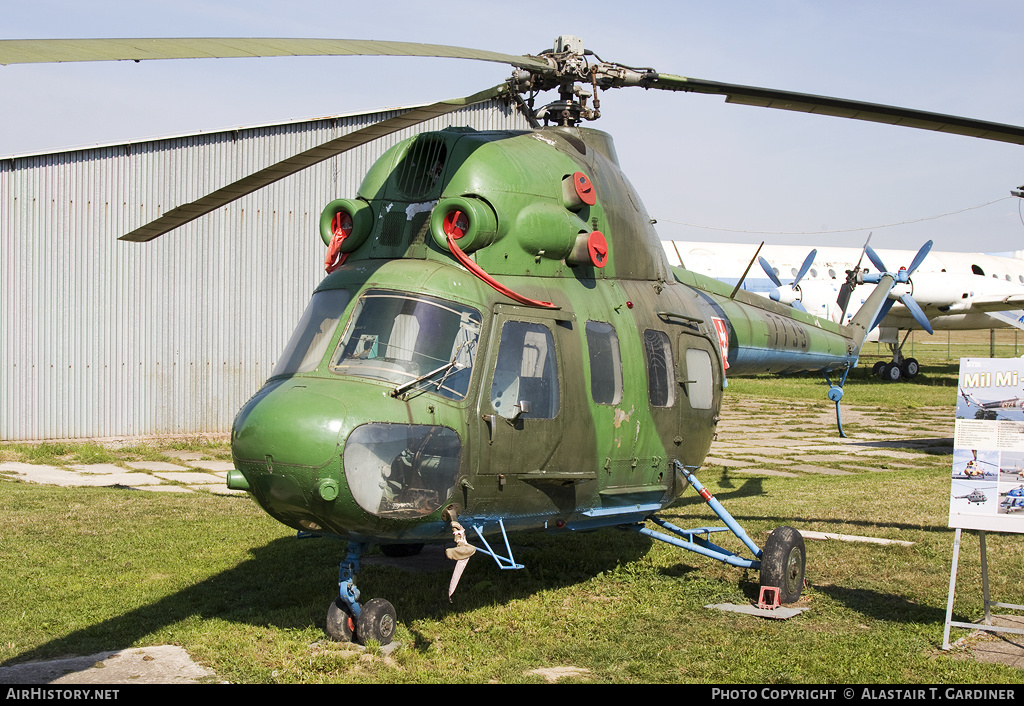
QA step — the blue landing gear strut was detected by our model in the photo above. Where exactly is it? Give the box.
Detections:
[326,541,398,646]
[823,367,852,438]
[632,462,806,605]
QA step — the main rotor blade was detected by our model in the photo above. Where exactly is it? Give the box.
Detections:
[0,37,552,73]
[119,84,508,242]
[647,74,1024,146]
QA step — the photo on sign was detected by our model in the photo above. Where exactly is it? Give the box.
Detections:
[950,358,1024,533]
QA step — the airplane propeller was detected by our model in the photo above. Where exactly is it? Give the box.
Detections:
[759,249,817,313]
[859,240,935,334]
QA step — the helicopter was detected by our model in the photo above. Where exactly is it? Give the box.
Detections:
[953,450,999,480]
[953,487,990,505]
[1001,486,1024,513]
[6,36,1024,646]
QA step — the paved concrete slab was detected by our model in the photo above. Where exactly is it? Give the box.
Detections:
[706,603,808,620]
[0,645,219,684]
[163,451,206,461]
[702,456,756,468]
[187,460,234,472]
[785,464,854,475]
[133,484,193,493]
[720,446,796,456]
[730,468,799,477]
[966,615,1024,669]
[125,461,189,472]
[67,463,128,474]
[152,471,222,484]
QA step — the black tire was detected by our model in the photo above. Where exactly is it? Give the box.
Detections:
[872,361,886,376]
[760,526,806,604]
[882,362,902,382]
[380,543,424,558]
[901,358,920,378]
[325,597,355,643]
[356,598,397,646]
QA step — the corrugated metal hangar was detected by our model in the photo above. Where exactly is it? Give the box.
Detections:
[1,98,528,441]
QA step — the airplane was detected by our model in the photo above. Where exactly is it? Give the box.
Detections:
[665,239,1024,381]
[6,35,1024,646]
[958,387,1024,421]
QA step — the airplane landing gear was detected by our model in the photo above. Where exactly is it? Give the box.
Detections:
[326,541,398,645]
[872,332,920,381]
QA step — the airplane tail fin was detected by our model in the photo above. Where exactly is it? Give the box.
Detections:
[843,273,895,354]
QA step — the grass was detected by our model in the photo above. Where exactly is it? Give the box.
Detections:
[0,330,1021,683]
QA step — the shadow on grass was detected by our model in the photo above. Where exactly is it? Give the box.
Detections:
[811,583,949,624]
[2,526,652,668]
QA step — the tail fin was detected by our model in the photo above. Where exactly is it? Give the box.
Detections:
[844,274,896,353]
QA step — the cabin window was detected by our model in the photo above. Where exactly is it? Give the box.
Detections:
[272,288,352,377]
[490,321,560,419]
[330,290,481,400]
[684,348,715,410]
[585,321,623,405]
[344,423,461,518]
[643,329,676,407]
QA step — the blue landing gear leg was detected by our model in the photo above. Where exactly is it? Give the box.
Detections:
[823,367,851,438]
[325,541,397,645]
[633,462,806,605]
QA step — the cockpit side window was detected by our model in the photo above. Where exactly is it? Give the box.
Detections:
[271,289,352,377]
[643,329,676,407]
[490,321,560,419]
[585,321,623,405]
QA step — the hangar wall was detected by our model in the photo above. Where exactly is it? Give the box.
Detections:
[1,99,529,440]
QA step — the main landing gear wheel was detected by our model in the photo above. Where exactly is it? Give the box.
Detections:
[326,597,355,642]
[356,598,397,645]
[880,362,902,382]
[326,597,397,645]
[760,526,806,604]
[901,357,919,379]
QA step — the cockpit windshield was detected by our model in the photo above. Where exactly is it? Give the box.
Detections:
[330,290,481,400]
[271,289,352,378]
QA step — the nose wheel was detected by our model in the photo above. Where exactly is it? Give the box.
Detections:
[326,542,398,645]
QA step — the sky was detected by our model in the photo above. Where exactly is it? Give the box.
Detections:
[3,0,1024,254]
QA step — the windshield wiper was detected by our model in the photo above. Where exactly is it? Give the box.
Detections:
[391,359,463,397]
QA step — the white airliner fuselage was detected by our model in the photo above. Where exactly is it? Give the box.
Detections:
[663,240,1024,379]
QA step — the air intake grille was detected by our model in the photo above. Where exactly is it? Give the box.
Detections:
[395,136,447,199]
